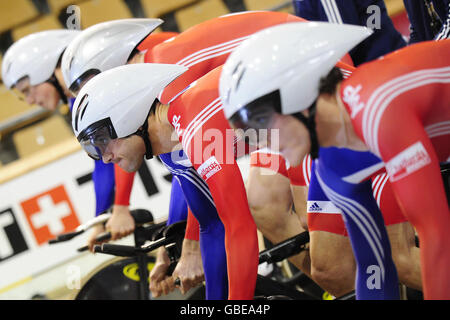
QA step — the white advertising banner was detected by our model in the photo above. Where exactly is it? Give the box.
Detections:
[0,150,175,294]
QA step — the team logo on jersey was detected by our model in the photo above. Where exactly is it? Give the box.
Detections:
[307,201,342,214]
[342,84,365,118]
[308,202,322,212]
[197,156,222,181]
[386,141,431,182]
[172,114,183,137]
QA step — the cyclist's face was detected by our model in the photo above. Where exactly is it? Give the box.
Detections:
[15,78,60,111]
[54,67,73,98]
[127,52,145,65]
[102,135,146,172]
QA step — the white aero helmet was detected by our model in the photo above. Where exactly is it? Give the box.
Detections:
[2,30,80,89]
[62,18,163,95]
[72,63,188,160]
[220,22,373,122]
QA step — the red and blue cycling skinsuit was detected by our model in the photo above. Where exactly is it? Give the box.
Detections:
[304,64,400,299]
[167,65,258,300]
[145,11,307,300]
[341,39,450,299]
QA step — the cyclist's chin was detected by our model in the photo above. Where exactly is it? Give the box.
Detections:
[281,142,310,168]
[118,157,143,173]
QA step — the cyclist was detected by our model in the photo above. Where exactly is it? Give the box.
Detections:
[220,22,449,299]
[62,11,311,299]
[0,30,124,244]
[220,22,399,300]
[246,11,420,291]
[2,30,78,111]
[70,62,257,299]
[1,22,169,253]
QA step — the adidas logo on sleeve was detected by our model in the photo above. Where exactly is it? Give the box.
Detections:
[307,201,343,214]
[308,202,322,212]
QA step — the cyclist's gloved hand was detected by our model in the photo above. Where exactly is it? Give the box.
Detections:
[87,224,107,253]
[150,247,175,297]
[106,205,135,240]
[172,238,204,295]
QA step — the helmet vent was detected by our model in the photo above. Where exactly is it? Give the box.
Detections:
[6,61,12,74]
[231,61,246,91]
[69,57,75,70]
[74,93,89,131]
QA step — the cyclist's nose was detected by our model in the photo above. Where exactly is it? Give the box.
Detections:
[102,142,115,163]
[102,152,113,163]
[26,95,35,105]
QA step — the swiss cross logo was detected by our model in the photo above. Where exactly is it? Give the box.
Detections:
[20,185,80,245]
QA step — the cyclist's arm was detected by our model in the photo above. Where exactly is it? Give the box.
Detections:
[92,160,115,216]
[185,208,200,241]
[195,159,259,300]
[113,164,136,207]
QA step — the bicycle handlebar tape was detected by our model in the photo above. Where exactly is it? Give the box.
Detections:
[259,231,310,264]
[163,220,187,239]
[131,209,154,225]
[98,243,139,257]
[48,230,84,244]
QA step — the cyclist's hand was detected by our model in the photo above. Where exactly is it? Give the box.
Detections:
[105,205,135,241]
[150,247,175,297]
[172,239,204,295]
[87,224,106,253]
